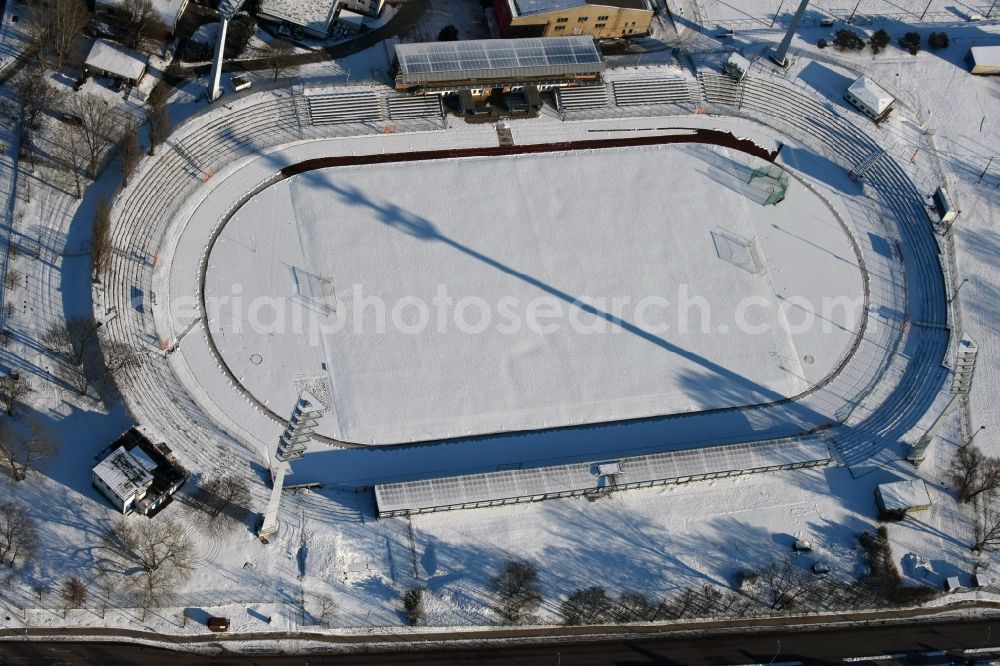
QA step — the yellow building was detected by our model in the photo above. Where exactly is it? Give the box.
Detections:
[495,0,653,40]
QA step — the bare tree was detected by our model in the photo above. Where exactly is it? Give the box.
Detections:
[12,64,60,134]
[757,558,816,610]
[974,505,1000,552]
[490,558,542,625]
[98,339,142,397]
[0,421,59,481]
[121,0,168,52]
[560,586,613,625]
[951,445,1000,503]
[101,516,193,617]
[49,0,90,70]
[118,116,142,187]
[61,576,87,616]
[63,93,121,179]
[262,39,296,80]
[0,374,30,417]
[194,474,251,524]
[91,197,112,281]
[614,590,658,623]
[0,500,38,567]
[43,316,100,368]
[31,580,48,602]
[146,83,171,156]
[52,122,88,199]
[308,593,337,626]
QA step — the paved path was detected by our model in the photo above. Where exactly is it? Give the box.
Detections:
[2,611,1000,663]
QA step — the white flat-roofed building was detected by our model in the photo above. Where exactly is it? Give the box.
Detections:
[968,45,1000,75]
[92,428,187,515]
[875,479,932,517]
[92,446,155,514]
[844,76,894,120]
[259,0,383,38]
[84,39,149,86]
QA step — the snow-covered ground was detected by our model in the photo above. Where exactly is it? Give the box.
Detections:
[202,144,861,444]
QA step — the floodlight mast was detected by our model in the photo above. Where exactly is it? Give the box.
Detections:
[257,392,323,542]
[208,0,247,102]
[770,0,811,67]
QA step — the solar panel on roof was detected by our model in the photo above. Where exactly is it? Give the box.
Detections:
[395,37,603,84]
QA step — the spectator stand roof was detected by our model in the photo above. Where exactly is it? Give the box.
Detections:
[394,37,604,86]
[511,0,649,17]
[375,435,832,517]
[84,39,149,83]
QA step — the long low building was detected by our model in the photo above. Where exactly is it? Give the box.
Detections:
[495,0,653,39]
[374,435,832,518]
[393,36,605,95]
[967,45,1000,75]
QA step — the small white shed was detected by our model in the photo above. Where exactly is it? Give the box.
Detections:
[724,52,751,81]
[844,76,894,120]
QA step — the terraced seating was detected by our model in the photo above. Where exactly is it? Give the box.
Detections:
[699,72,949,470]
[611,77,692,106]
[555,84,611,112]
[99,75,950,478]
[103,92,303,471]
[306,91,383,125]
[387,94,443,120]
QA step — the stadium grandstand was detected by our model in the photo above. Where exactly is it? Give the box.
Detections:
[393,37,605,103]
[374,435,832,517]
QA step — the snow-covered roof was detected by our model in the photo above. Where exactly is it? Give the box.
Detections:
[969,45,1000,68]
[97,0,188,29]
[876,479,931,511]
[259,0,340,34]
[510,0,649,18]
[395,37,604,85]
[375,435,832,515]
[93,446,155,503]
[85,39,148,82]
[847,76,894,115]
[337,8,365,26]
[726,52,751,72]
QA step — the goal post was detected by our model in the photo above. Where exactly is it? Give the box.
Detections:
[747,165,789,206]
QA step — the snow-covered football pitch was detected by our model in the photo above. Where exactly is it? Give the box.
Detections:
[199,142,864,445]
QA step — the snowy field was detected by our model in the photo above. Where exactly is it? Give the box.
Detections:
[204,145,863,444]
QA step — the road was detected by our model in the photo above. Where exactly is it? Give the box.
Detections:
[1,618,999,665]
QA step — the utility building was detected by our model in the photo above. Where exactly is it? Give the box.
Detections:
[92,428,187,516]
[844,76,894,121]
[495,0,653,39]
[967,46,1000,75]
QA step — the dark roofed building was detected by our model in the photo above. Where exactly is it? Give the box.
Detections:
[495,0,653,40]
